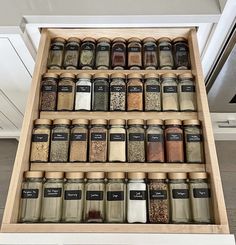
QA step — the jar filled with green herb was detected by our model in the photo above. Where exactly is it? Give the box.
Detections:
[143,37,158,70]
[157,37,173,69]
[128,37,142,70]
[95,37,111,69]
[79,37,96,69]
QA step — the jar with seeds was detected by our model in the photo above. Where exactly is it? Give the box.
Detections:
[63,37,80,69]
[111,37,126,70]
[143,37,158,70]
[128,37,142,69]
[95,37,111,69]
[79,37,96,69]
[157,37,174,69]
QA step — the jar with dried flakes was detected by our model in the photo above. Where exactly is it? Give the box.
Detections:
[95,37,111,69]
[63,37,80,69]
[143,37,158,70]
[79,37,96,69]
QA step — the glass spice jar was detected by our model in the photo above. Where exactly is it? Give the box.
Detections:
[111,37,126,70]
[128,38,142,70]
[79,37,96,69]
[143,37,158,70]
[95,37,111,70]
[106,172,126,223]
[147,172,169,223]
[62,172,84,223]
[69,119,89,162]
[146,119,165,163]
[108,119,126,162]
[165,119,184,163]
[127,119,145,163]
[41,172,64,223]
[63,37,80,69]
[84,172,105,223]
[57,73,76,111]
[183,120,204,163]
[89,119,108,162]
[30,119,52,163]
[47,37,66,69]
[18,171,44,223]
[110,73,126,111]
[144,73,161,111]
[157,37,174,69]
[40,73,58,111]
[50,119,70,162]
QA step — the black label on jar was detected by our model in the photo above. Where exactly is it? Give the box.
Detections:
[52,133,68,141]
[66,44,79,51]
[113,44,125,53]
[50,44,64,51]
[187,134,202,142]
[147,134,163,142]
[193,188,211,198]
[129,133,144,141]
[44,188,62,198]
[128,47,141,52]
[64,190,82,200]
[150,190,167,200]
[82,43,94,51]
[176,43,188,52]
[32,134,48,142]
[77,85,91,93]
[144,45,157,52]
[110,85,126,93]
[110,133,125,141]
[107,191,124,201]
[21,189,39,199]
[58,85,73,93]
[71,133,87,141]
[42,85,57,92]
[130,190,146,200]
[97,45,110,52]
[128,86,142,93]
[86,191,103,200]
[163,86,177,93]
[172,189,189,199]
[166,133,182,141]
[181,85,195,92]
[91,133,106,141]
[159,45,171,51]
[146,85,160,93]
[94,85,109,93]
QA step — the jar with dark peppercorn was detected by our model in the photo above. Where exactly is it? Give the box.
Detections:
[79,37,96,69]
[143,37,158,70]
[128,38,142,70]
[63,37,80,69]
[111,37,126,70]
[157,37,174,69]
[96,37,111,69]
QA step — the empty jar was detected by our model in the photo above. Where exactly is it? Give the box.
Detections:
[143,37,158,70]
[96,37,111,69]
[128,38,142,69]
[158,37,174,69]
[63,37,80,69]
[79,37,96,69]
[111,37,126,70]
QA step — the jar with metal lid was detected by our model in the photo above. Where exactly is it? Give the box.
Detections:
[110,73,126,111]
[57,73,76,111]
[69,119,89,162]
[128,38,142,70]
[127,172,147,223]
[165,120,184,163]
[143,37,158,70]
[30,119,52,163]
[178,73,197,111]
[19,171,44,223]
[84,172,105,223]
[40,73,58,111]
[183,120,204,163]
[173,37,190,70]
[62,172,84,223]
[50,119,70,162]
[47,37,66,69]
[147,172,169,223]
[157,37,174,69]
[189,172,213,224]
[41,172,64,222]
[89,119,107,162]
[127,73,143,111]
[111,37,126,70]
[127,119,145,162]
[146,119,164,163]
[106,172,126,223]
[108,119,126,162]
[95,37,111,69]
[161,73,179,111]
[92,73,109,111]
[79,37,96,69]
[75,73,92,111]
[63,37,80,69]
[168,172,191,223]
[144,73,161,111]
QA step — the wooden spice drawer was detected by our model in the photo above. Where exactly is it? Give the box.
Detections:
[1,28,229,234]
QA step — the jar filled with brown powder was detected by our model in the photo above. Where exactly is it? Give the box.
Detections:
[111,37,126,70]
[128,38,142,70]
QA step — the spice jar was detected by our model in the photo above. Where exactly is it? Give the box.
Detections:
[110,73,126,111]
[84,172,105,223]
[183,120,204,163]
[30,119,52,163]
[50,119,70,162]
[47,37,66,69]
[108,119,126,162]
[127,119,145,162]
[161,73,179,111]
[189,172,213,224]
[127,73,143,111]
[158,37,174,69]
[169,172,191,223]
[92,73,109,111]
[62,172,84,223]
[40,73,58,111]
[127,172,147,223]
[146,119,165,163]
[165,119,184,163]
[173,37,190,70]
[147,172,169,223]
[95,37,111,69]
[79,37,96,69]
[41,172,64,222]
[57,73,75,111]
[63,37,80,69]
[19,171,44,223]
[106,172,126,223]
[144,73,161,111]
[128,38,142,70]
[75,73,92,111]
[69,119,89,162]
[178,73,197,111]
[111,37,126,70]
[143,37,158,70]
[89,119,108,162]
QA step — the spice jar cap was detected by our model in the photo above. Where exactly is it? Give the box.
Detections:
[43,73,59,79]
[113,37,126,43]
[127,73,142,79]
[179,73,193,80]
[67,37,80,43]
[144,73,159,79]
[82,37,96,43]
[90,119,107,125]
[65,172,84,179]
[161,73,177,79]
[165,119,182,125]
[107,172,125,179]
[189,172,208,179]
[128,172,146,179]
[53,119,71,125]
[110,72,126,79]
[60,73,76,79]
[143,37,156,43]
[24,171,44,178]
[86,172,105,179]
[72,119,89,125]
[146,119,163,126]
[173,37,187,43]
[168,172,187,179]
[52,37,66,43]
[34,119,52,125]
[97,37,111,43]
[109,119,126,125]
[128,37,141,43]
[127,119,144,125]
[158,37,171,43]
[148,172,167,179]
[45,171,64,179]
[183,119,201,126]
[77,73,92,79]
[93,73,109,79]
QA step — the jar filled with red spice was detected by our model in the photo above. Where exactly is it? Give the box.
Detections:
[111,38,126,70]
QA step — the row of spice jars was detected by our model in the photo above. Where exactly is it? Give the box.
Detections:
[40,72,197,112]
[19,171,213,224]
[47,36,190,70]
[30,118,204,163]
